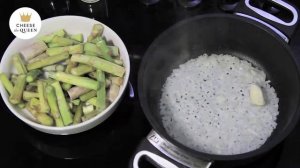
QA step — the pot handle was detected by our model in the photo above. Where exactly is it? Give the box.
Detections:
[233,0,299,43]
[130,130,212,168]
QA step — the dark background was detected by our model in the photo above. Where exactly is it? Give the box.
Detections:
[0,0,300,168]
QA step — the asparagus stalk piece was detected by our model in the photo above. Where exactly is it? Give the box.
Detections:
[10,74,18,85]
[70,64,94,76]
[82,110,100,122]
[36,113,54,126]
[26,98,40,117]
[73,103,83,124]
[17,103,26,109]
[72,99,81,106]
[65,61,77,73]
[71,55,125,77]
[67,86,90,100]
[96,40,113,61]
[0,73,14,95]
[84,43,102,56]
[39,29,66,43]
[51,81,73,125]
[108,84,120,103]
[69,44,84,54]
[43,64,65,72]
[48,43,62,48]
[13,53,27,74]
[83,51,98,56]
[46,46,69,56]
[51,36,75,47]
[49,72,99,90]
[108,46,119,57]
[83,105,94,115]
[113,59,123,66]
[9,75,26,104]
[70,34,83,42]
[27,53,48,64]
[20,41,48,61]
[86,97,97,106]
[110,76,123,86]
[46,85,64,127]
[23,91,39,101]
[27,52,69,70]
[96,70,106,110]
[90,36,104,44]
[37,80,50,113]
[91,24,104,37]
[62,83,72,91]
[26,69,42,82]
[79,90,97,102]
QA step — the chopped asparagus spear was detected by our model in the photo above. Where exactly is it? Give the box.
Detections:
[43,64,65,72]
[37,80,50,113]
[20,41,48,61]
[27,52,69,70]
[45,85,64,127]
[27,53,49,64]
[69,44,84,54]
[84,43,102,56]
[10,74,18,85]
[47,43,62,48]
[83,105,94,115]
[86,97,97,106]
[91,24,104,37]
[83,51,98,56]
[72,99,81,106]
[96,40,113,61]
[51,36,75,47]
[87,35,94,42]
[39,29,66,43]
[67,86,90,100]
[26,98,40,117]
[73,103,83,124]
[81,110,100,122]
[46,46,69,56]
[9,75,26,104]
[13,53,27,74]
[65,61,77,73]
[49,72,99,90]
[113,59,123,66]
[96,70,106,110]
[110,76,123,86]
[17,103,26,109]
[51,81,73,125]
[108,46,119,57]
[79,90,97,102]
[69,102,73,109]
[36,113,54,126]
[62,83,72,91]
[70,34,83,42]
[71,55,125,77]
[26,69,42,82]
[90,36,104,44]
[70,64,94,76]
[108,84,120,103]
[0,73,14,95]
[23,91,39,101]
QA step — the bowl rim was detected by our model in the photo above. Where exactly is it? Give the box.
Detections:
[0,15,130,132]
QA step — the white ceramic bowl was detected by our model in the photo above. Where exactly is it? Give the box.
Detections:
[0,16,130,135]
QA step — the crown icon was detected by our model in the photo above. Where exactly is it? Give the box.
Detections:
[20,13,32,22]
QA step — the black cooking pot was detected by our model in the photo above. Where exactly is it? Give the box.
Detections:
[132,0,300,168]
